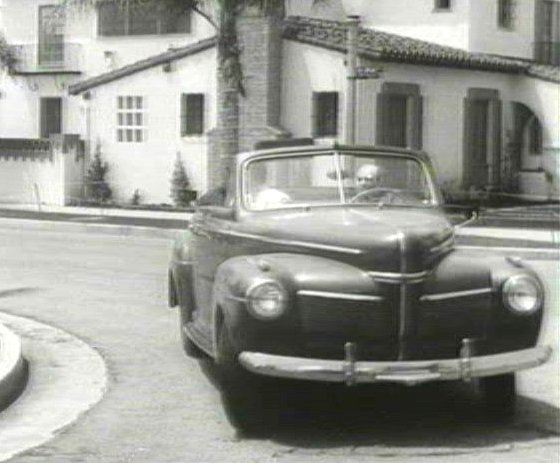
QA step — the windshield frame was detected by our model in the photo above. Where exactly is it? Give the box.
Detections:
[240,149,440,212]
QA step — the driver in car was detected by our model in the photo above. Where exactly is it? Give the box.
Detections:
[352,163,385,203]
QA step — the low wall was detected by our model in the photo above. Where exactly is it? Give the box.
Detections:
[0,135,85,206]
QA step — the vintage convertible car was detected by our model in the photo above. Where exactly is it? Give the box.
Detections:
[168,143,551,431]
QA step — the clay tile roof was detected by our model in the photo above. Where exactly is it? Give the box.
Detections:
[68,37,217,95]
[526,63,560,83]
[284,16,559,82]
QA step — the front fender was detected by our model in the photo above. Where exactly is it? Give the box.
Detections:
[212,253,376,354]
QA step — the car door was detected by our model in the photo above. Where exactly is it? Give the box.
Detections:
[190,183,235,336]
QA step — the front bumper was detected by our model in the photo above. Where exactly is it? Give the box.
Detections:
[238,345,552,386]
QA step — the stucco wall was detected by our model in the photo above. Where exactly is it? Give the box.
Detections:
[281,41,549,193]
[0,136,84,205]
[82,48,216,205]
[467,0,536,59]
[512,76,560,197]
[286,0,542,59]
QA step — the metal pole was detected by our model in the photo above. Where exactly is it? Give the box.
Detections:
[345,15,360,145]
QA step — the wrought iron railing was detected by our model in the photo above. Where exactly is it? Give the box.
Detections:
[9,43,82,73]
[534,41,560,66]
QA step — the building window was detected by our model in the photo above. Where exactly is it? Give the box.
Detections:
[376,83,423,150]
[527,116,543,155]
[38,5,65,66]
[117,96,146,143]
[312,92,339,137]
[434,0,451,10]
[497,0,514,29]
[535,0,560,65]
[98,1,191,37]
[180,93,205,136]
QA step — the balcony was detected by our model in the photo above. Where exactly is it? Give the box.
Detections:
[9,43,82,75]
[534,41,560,66]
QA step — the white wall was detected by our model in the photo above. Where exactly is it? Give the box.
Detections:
[0,0,214,138]
[0,136,84,205]
[512,76,560,197]
[286,0,543,59]
[82,48,217,205]
[281,41,521,191]
[468,0,536,59]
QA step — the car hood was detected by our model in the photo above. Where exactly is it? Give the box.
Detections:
[238,207,454,274]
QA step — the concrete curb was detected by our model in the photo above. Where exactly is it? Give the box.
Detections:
[0,312,107,462]
[0,323,27,412]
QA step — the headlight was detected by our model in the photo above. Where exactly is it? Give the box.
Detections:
[502,275,543,315]
[246,281,288,320]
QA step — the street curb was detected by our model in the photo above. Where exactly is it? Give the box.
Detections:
[0,312,108,462]
[0,323,28,412]
[0,217,183,240]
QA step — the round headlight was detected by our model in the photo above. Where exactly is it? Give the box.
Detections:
[502,275,543,315]
[246,281,288,320]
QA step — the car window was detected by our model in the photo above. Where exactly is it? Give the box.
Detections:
[243,151,434,210]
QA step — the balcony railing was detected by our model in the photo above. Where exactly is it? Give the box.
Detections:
[0,138,52,161]
[9,43,82,74]
[534,41,560,66]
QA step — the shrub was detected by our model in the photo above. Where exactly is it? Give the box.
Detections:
[85,144,112,203]
[170,153,196,207]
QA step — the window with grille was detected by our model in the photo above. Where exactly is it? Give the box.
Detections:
[98,1,191,36]
[117,96,146,143]
[498,0,514,29]
[312,92,339,137]
[180,93,205,136]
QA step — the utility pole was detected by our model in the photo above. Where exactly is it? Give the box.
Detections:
[345,15,360,145]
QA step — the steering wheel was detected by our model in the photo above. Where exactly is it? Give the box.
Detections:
[350,187,407,204]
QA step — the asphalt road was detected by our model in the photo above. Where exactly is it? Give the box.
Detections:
[0,229,558,463]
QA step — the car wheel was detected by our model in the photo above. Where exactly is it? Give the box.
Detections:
[178,304,205,358]
[478,373,516,419]
[216,323,271,436]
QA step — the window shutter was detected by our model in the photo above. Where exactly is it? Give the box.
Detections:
[409,95,423,150]
[375,93,389,145]
[462,97,475,188]
[491,99,502,185]
[311,92,319,137]
[180,93,188,136]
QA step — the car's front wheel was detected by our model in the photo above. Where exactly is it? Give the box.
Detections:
[216,322,272,435]
[477,373,516,419]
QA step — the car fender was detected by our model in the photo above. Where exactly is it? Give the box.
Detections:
[210,252,379,354]
[168,230,196,309]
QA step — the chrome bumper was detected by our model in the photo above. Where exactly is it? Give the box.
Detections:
[238,345,552,386]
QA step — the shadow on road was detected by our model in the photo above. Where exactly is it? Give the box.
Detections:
[200,359,558,449]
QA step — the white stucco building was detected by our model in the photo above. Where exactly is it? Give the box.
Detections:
[0,0,558,205]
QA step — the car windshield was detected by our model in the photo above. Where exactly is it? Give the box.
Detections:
[244,151,435,211]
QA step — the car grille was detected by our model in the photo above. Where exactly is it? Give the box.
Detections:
[296,293,399,360]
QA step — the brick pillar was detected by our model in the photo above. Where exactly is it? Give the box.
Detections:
[237,10,289,153]
[207,7,289,189]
